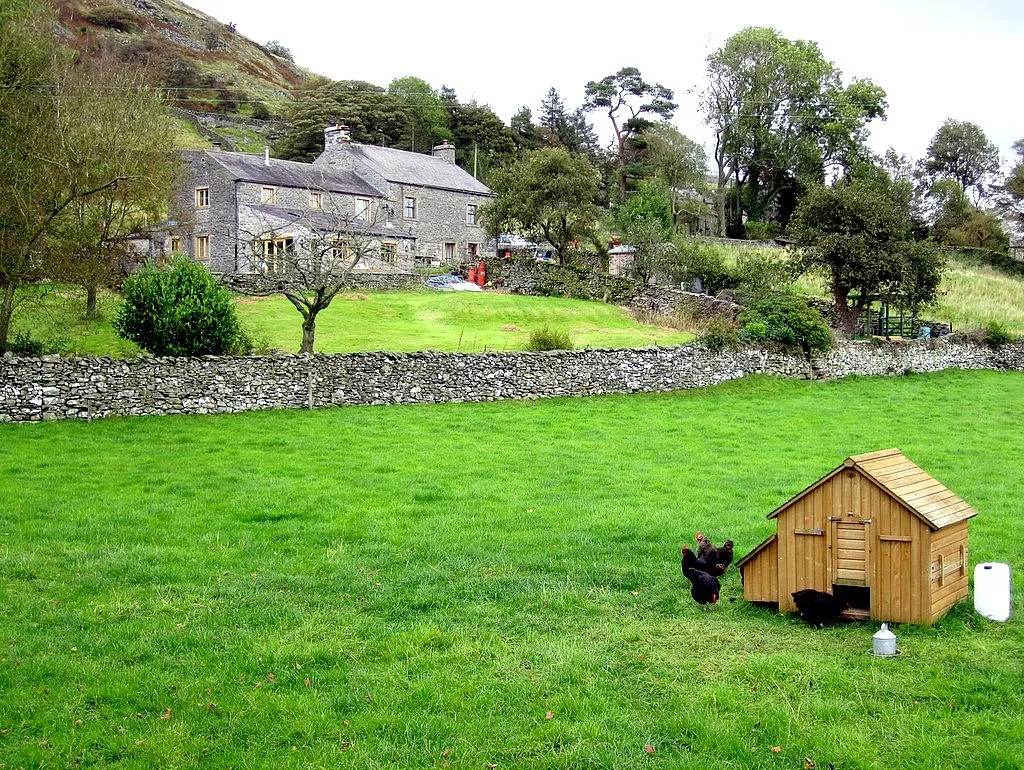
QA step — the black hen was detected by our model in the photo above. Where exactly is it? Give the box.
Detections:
[681,545,720,605]
[791,589,847,626]
[696,531,735,571]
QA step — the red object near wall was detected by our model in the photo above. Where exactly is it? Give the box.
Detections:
[467,265,477,283]
[476,261,486,286]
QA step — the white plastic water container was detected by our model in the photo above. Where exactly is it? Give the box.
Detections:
[974,563,1011,622]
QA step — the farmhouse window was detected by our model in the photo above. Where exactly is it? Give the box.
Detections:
[403,196,416,219]
[194,235,210,262]
[255,237,293,274]
[309,191,323,209]
[443,242,456,261]
[331,238,353,264]
[261,186,278,204]
[467,242,479,257]
[194,187,209,208]
[169,236,181,253]
[355,198,371,221]
[380,242,398,265]
[466,204,477,226]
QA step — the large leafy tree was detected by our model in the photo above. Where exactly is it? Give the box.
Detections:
[923,119,1001,203]
[0,0,177,351]
[51,62,178,318]
[790,164,944,334]
[644,124,709,233]
[483,147,601,265]
[386,76,451,152]
[584,67,676,199]
[998,138,1024,229]
[275,78,408,162]
[442,95,519,181]
[703,27,886,236]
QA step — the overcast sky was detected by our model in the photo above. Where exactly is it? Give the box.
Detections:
[187,0,1022,166]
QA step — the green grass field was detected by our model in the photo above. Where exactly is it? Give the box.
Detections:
[8,286,693,356]
[2,371,1022,768]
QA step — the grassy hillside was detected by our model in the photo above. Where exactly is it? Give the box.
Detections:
[54,0,309,118]
[1,371,1021,768]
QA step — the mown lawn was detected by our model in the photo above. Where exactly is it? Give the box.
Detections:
[8,286,693,356]
[1,371,1022,769]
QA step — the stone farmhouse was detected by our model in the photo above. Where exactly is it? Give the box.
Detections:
[165,124,494,275]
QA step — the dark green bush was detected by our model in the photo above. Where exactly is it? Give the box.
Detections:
[8,330,43,356]
[674,239,738,295]
[113,256,247,356]
[743,220,778,240]
[698,317,741,352]
[525,326,573,351]
[739,293,832,355]
[984,320,1016,348]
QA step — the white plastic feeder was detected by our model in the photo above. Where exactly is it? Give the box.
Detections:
[974,563,1011,622]
[872,623,898,657]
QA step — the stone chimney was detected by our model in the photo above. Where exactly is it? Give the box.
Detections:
[324,122,352,148]
[432,140,456,165]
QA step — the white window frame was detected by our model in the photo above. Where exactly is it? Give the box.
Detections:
[309,191,323,209]
[194,187,209,208]
[466,204,477,226]
[261,186,278,204]
[194,235,210,262]
[467,242,480,258]
[355,198,371,221]
[403,196,416,219]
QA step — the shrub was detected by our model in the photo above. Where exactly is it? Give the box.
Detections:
[698,317,741,352]
[743,220,778,241]
[739,293,832,355]
[113,256,247,356]
[983,320,1016,348]
[7,330,43,356]
[264,40,294,61]
[82,6,138,32]
[525,326,573,351]
[674,238,738,295]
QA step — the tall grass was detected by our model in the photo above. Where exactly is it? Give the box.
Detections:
[1,371,1022,768]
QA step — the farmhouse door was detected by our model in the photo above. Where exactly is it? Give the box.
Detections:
[829,513,871,586]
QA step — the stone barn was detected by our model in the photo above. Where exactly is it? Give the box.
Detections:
[737,449,976,626]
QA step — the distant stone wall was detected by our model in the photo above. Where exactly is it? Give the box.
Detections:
[2,340,1022,423]
[484,257,743,321]
[221,271,422,294]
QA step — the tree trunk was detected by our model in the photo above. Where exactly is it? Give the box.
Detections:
[0,280,15,354]
[833,283,857,335]
[300,315,316,354]
[86,282,99,319]
[716,171,727,237]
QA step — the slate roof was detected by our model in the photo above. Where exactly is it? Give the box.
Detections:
[242,203,414,240]
[337,145,493,196]
[206,152,386,197]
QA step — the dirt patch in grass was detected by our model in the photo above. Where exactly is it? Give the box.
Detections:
[501,324,522,332]
[344,294,371,301]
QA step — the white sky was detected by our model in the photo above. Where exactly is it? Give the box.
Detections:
[187,0,1023,166]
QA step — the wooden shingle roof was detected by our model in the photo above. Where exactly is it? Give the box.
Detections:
[846,448,977,529]
[767,448,977,530]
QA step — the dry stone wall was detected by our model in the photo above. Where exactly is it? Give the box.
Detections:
[2,341,1023,423]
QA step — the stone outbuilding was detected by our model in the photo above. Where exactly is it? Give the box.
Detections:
[737,449,976,626]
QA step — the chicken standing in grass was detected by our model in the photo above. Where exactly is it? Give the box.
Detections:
[695,531,735,572]
[791,589,847,626]
[681,545,720,605]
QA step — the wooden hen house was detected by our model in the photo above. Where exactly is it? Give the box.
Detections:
[737,449,977,626]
